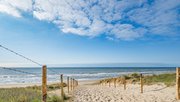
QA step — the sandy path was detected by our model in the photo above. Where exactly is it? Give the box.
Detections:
[71,84,180,102]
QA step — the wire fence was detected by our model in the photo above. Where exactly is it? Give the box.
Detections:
[0,67,41,77]
[0,44,79,102]
[0,44,42,66]
[0,44,179,101]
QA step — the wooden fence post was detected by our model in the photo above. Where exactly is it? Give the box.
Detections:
[118,78,121,86]
[67,77,69,93]
[70,78,72,91]
[74,80,76,87]
[176,67,180,100]
[114,78,116,88]
[76,80,78,86]
[140,74,143,93]
[124,77,126,90]
[60,74,64,100]
[75,80,77,86]
[76,80,77,87]
[77,80,78,86]
[73,79,75,90]
[42,65,47,102]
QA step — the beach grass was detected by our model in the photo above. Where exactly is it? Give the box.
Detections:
[100,73,176,86]
[0,87,41,102]
[0,83,68,102]
[143,73,176,86]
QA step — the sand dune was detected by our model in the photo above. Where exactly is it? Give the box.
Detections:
[71,84,179,102]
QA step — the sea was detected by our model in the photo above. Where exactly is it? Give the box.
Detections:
[0,67,176,84]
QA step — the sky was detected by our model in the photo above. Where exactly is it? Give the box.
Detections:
[0,0,180,67]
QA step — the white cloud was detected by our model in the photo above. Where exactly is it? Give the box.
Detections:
[110,24,147,40]
[0,3,21,17]
[0,0,32,17]
[127,0,180,36]
[0,0,179,40]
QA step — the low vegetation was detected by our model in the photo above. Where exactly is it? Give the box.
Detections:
[100,73,176,86]
[0,87,41,102]
[0,83,68,102]
[143,73,176,86]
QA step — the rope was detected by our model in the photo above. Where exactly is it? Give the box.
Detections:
[47,68,59,74]
[0,44,42,66]
[0,67,41,77]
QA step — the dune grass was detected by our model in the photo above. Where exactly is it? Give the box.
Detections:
[143,73,176,86]
[126,73,176,86]
[0,87,41,102]
[0,83,68,102]
[100,73,176,86]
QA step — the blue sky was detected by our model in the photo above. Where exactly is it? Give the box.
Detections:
[0,0,180,67]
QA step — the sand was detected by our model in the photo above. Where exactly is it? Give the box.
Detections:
[1,80,180,102]
[71,83,180,102]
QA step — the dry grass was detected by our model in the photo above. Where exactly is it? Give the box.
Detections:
[0,83,68,102]
[0,87,41,102]
[99,73,176,86]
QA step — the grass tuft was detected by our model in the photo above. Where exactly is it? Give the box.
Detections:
[99,73,176,86]
[0,83,68,102]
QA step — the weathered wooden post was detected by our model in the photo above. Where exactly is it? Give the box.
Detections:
[70,78,73,91]
[60,74,64,101]
[42,65,47,102]
[119,78,122,87]
[76,80,78,86]
[140,74,143,93]
[176,67,180,100]
[76,80,77,86]
[77,80,78,86]
[123,77,126,90]
[114,78,116,88]
[74,80,76,87]
[74,79,75,88]
[117,78,121,86]
[67,77,69,93]
[73,79,75,90]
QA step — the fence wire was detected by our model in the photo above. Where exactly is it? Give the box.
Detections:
[0,67,41,77]
[47,68,60,75]
[0,44,42,66]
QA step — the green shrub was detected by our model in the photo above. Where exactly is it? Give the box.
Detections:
[123,75,131,79]
[130,73,140,78]
[48,95,62,102]
[144,73,176,86]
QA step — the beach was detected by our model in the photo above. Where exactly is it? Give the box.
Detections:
[0,71,179,102]
[0,67,175,85]
[71,84,178,102]
[0,78,179,102]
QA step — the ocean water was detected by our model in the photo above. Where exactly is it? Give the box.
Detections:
[0,67,176,84]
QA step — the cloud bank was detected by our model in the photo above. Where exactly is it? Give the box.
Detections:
[0,0,179,40]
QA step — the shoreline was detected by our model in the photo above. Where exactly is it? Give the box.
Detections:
[0,72,176,88]
[0,80,99,88]
[0,73,178,102]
